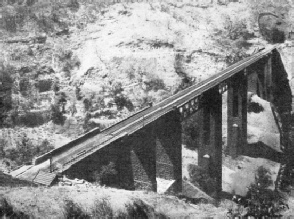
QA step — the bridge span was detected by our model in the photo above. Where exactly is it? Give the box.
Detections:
[14,44,292,196]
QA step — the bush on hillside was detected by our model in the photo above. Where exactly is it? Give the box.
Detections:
[2,14,17,32]
[238,166,289,217]
[16,110,51,127]
[114,94,134,111]
[38,139,55,154]
[56,49,81,78]
[36,79,53,93]
[0,139,8,158]
[68,0,79,12]
[51,91,67,124]
[122,202,149,219]
[50,103,65,125]
[75,85,82,100]
[83,112,99,133]
[0,64,14,127]
[34,14,55,33]
[91,198,114,218]
[83,98,92,112]
[245,0,290,20]
[247,101,264,113]
[83,93,94,112]
[69,101,77,116]
[0,197,30,219]
[91,198,166,219]
[63,199,90,219]
[109,57,168,109]
[213,14,253,65]
[109,82,134,112]
[160,4,170,13]
[1,2,64,33]
[245,0,289,43]
[173,53,194,93]
[257,12,286,43]
[144,78,166,92]
[255,166,273,188]
[52,79,60,93]
[19,77,30,96]
[121,200,167,219]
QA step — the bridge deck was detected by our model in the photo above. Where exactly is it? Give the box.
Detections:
[36,45,280,172]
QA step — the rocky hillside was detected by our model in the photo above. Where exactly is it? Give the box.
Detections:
[0,0,293,171]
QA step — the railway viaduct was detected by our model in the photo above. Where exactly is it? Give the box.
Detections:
[15,45,292,197]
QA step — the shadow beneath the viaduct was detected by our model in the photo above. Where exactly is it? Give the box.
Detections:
[242,142,283,163]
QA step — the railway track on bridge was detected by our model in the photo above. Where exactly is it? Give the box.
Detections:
[35,44,280,172]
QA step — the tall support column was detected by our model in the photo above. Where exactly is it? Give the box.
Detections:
[264,55,273,102]
[198,88,222,197]
[227,72,248,158]
[127,124,157,191]
[255,61,266,99]
[117,142,135,190]
[156,110,182,194]
[247,70,259,94]
[198,97,211,168]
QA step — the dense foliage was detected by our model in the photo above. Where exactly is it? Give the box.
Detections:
[230,166,289,217]
[0,64,14,127]
[1,137,54,166]
[0,197,30,219]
